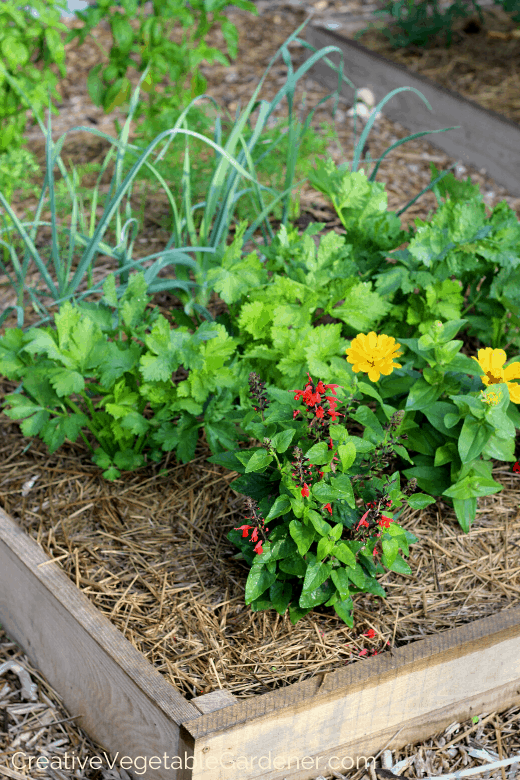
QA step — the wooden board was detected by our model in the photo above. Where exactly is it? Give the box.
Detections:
[1,505,520,780]
[302,21,520,198]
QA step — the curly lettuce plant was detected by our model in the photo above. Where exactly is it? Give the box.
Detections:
[209,360,426,627]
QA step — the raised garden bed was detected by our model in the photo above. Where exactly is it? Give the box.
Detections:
[303,10,520,198]
[1,398,520,779]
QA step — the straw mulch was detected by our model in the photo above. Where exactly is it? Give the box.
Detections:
[1,384,519,701]
[351,3,520,125]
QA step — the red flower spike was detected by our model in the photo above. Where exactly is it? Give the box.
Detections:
[301,483,310,498]
[379,515,392,530]
[315,406,325,419]
[324,503,333,515]
[324,383,340,395]
[356,510,370,530]
[235,525,253,538]
[364,629,376,639]
[513,461,520,473]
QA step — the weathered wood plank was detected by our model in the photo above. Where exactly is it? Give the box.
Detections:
[183,605,520,780]
[0,506,201,780]
[303,22,520,198]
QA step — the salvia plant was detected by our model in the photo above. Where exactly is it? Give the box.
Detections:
[209,364,426,627]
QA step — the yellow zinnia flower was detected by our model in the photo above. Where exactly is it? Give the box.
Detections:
[346,332,403,382]
[472,348,520,404]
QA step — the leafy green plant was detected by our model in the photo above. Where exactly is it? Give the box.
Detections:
[202,208,520,532]
[0,0,67,155]
[0,270,246,479]
[354,0,484,49]
[63,0,258,141]
[209,371,425,627]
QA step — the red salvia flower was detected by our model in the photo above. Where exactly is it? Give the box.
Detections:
[513,461,520,473]
[315,405,325,419]
[235,524,253,538]
[379,515,392,530]
[324,503,333,515]
[301,483,310,498]
[356,510,370,530]
[363,629,376,638]
[253,540,264,555]
[251,528,259,543]
[359,649,368,657]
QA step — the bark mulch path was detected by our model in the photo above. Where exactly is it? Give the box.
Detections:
[349,1,520,125]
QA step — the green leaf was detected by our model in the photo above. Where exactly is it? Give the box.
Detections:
[382,537,399,567]
[280,553,307,577]
[289,520,315,556]
[245,564,277,605]
[312,482,338,503]
[387,553,412,576]
[302,561,332,594]
[230,472,277,502]
[331,568,350,600]
[458,418,492,464]
[338,441,356,471]
[245,449,273,473]
[306,509,333,536]
[329,424,350,443]
[305,441,330,465]
[453,497,477,533]
[353,405,384,438]
[334,597,354,627]
[269,581,292,615]
[331,474,356,507]
[405,379,443,411]
[406,493,436,510]
[299,578,335,608]
[347,563,366,589]
[270,428,295,453]
[332,541,356,567]
[316,536,335,561]
[265,494,291,521]
[443,475,502,499]
[289,603,313,624]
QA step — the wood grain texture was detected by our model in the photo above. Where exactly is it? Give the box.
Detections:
[183,606,520,780]
[303,22,520,198]
[0,507,201,780]
[192,690,238,714]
